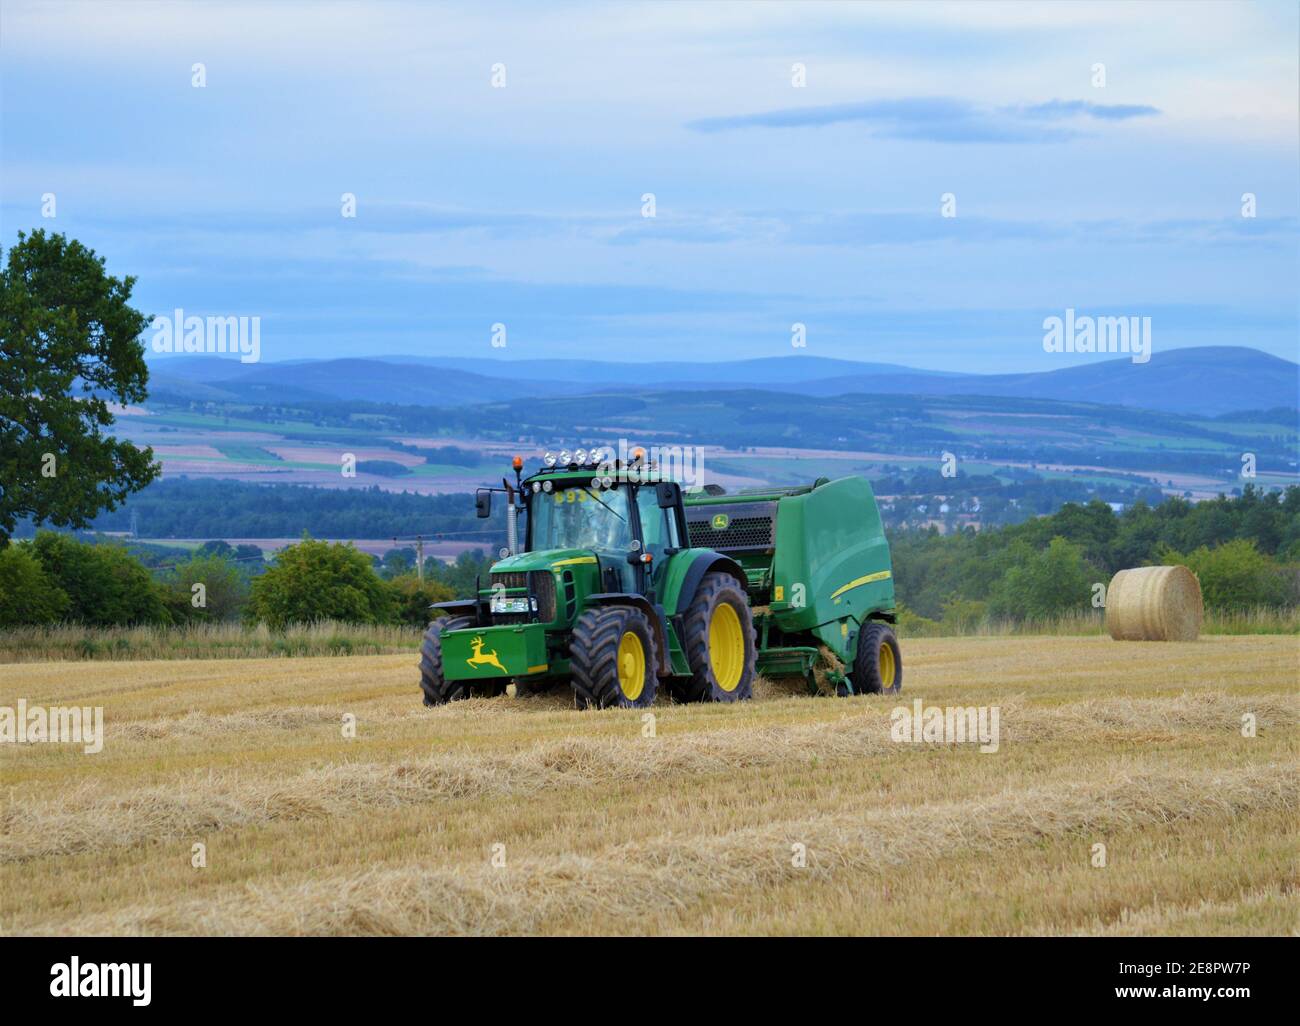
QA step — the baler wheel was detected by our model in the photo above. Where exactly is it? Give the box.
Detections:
[850,622,902,695]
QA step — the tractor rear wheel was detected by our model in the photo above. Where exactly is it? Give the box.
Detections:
[570,606,659,709]
[420,616,506,704]
[672,571,756,702]
[849,621,902,695]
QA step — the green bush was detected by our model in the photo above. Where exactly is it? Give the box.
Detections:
[246,536,394,628]
[30,532,170,625]
[895,602,940,637]
[388,574,456,627]
[162,554,250,622]
[0,542,70,625]
[422,548,494,598]
[939,598,988,633]
[989,537,1095,621]
[1158,538,1289,609]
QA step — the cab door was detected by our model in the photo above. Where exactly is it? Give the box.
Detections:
[635,484,683,600]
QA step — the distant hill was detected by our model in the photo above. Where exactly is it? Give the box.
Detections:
[789,346,1298,416]
[146,357,576,406]
[146,346,1297,416]
[144,354,961,406]
[366,354,966,383]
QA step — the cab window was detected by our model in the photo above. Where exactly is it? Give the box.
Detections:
[636,486,680,561]
[530,483,632,554]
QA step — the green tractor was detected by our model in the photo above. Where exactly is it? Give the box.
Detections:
[418,449,901,709]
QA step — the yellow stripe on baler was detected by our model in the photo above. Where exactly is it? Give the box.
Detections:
[831,570,892,602]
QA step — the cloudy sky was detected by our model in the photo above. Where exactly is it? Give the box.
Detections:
[1,0,1296,371]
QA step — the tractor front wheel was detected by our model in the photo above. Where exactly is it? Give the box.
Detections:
[570,606,659,709]
[672,571,756,702]
[419,617,507,705]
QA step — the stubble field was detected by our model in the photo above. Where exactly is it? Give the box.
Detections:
[1,635,1296,936]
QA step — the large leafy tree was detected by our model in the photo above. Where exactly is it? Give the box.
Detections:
[0,230,159,545]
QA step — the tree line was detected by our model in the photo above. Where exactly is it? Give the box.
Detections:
[11,467,1205,543]
[46,478,508,541]
[891,485,1300,627]
[0,532,498,629]
[1,487,1294,631]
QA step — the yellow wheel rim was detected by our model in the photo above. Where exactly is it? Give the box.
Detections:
[709,601,745,692]
[617,630,646,701]
[878,640,896,688]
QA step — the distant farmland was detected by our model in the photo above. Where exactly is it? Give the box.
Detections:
[112,536,491,559]
[114,390,1298,502]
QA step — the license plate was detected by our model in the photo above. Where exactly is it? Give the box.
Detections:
[490,596,534,615]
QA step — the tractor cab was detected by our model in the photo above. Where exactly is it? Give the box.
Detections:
[520,469,684,595]
[475,448,686,606]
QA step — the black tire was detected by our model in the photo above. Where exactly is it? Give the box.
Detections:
[419,616,506,705]
[849,621,902,696]
[570,606,658,709]
[671,571,756,703]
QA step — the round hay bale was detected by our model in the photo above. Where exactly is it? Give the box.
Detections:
[1105,565,1202,641]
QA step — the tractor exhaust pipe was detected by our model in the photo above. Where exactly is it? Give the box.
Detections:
[506,495,519,556]
[504,458,525,557]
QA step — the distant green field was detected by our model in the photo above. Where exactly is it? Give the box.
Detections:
[151,452,336,471]
[709,455,1145,490]
[1191,419,1299,439]
[1107,433,1239,454]
[708,456,874,483]
[145,410,389,442]
[128,389,1294,502]
[410,461,501,477]
[215,443,283,463]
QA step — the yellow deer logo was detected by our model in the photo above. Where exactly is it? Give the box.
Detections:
[466,636,507,673]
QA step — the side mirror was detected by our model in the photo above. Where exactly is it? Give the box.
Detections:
[475,489,492,519]
[656,482,680,509]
